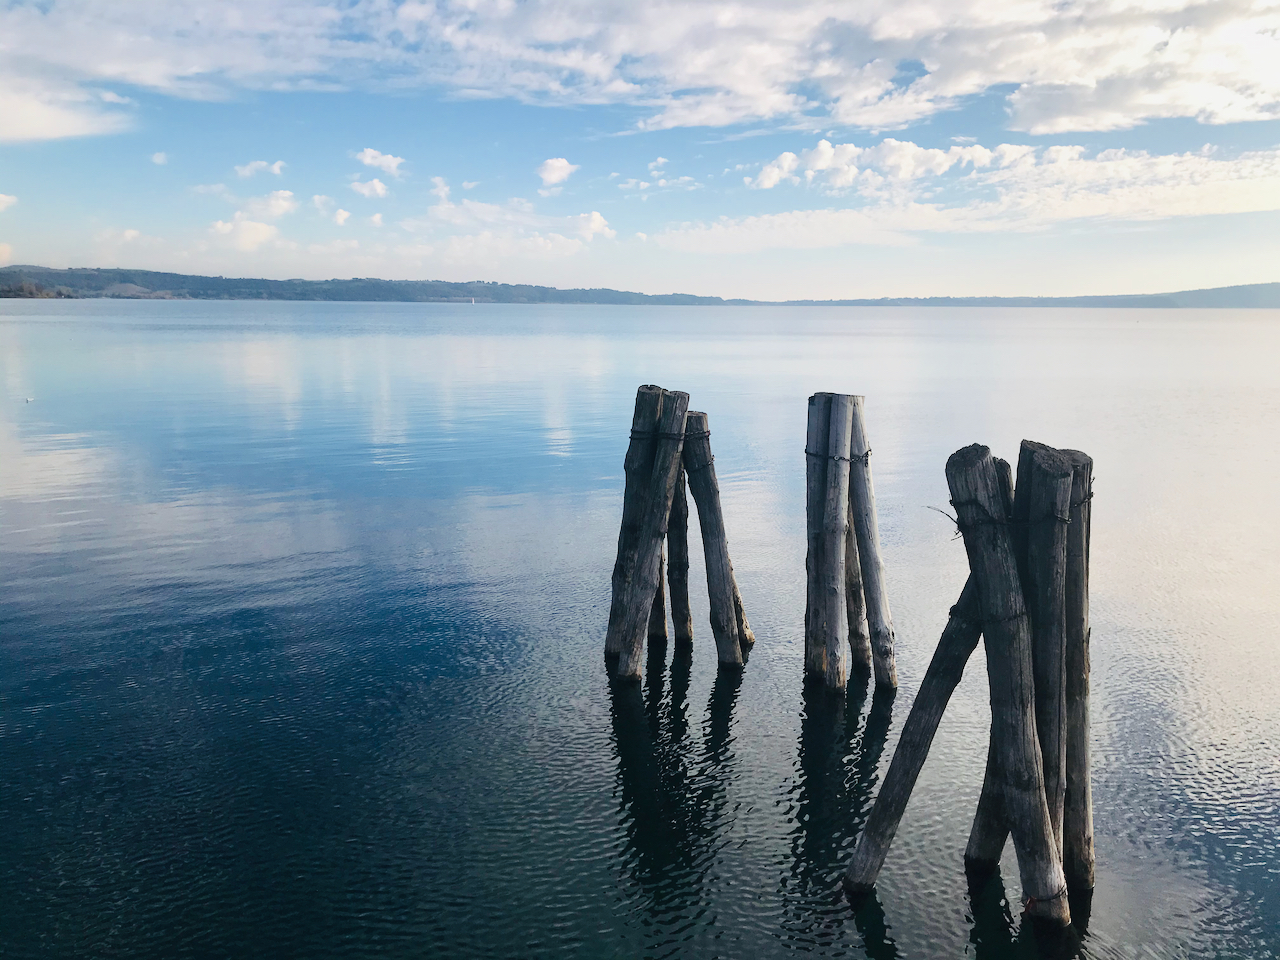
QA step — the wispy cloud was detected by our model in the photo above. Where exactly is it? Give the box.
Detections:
[351,178,388,198]
[151,152,167,165]
[0,194,16,214]
[235,160,286,178]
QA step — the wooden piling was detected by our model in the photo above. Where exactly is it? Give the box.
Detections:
[683,411,745,667]
[813,395,855,688]
[1062,451,1094,892]
[845,513,873,673]
[805,393,833,675]
[606,385,664,658]
[648,549,669,645]
[668,465,695,646]
[946,443,1069,926]
[614,389,691,681]
[849,396,897,689]
[843,576,982,894]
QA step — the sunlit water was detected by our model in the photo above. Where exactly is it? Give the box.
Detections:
[1,300,1278,959]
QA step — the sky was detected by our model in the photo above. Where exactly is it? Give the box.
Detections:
[2,0,1280,300]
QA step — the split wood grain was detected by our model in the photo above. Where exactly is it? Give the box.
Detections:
[667,465,695,645]
[849,396,897,689]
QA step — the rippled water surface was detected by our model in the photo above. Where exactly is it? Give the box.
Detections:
[2,300,1278,959]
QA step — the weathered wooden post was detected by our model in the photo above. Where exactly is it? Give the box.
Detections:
[683,411,746,667]
[614,389,691,680]
[648,550,669,646]
[946,444,1069,926]
[668,466,695,646]
[812,395,854,687]
[1062,451,1094,893]
[606,386,664,659]
[849,396,897,689]
[845,515,873,672]
[805,393,833,675]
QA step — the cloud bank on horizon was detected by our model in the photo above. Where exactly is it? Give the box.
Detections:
[1,0,1280,297]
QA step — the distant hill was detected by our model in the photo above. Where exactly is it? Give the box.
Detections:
[3,265,1279,308]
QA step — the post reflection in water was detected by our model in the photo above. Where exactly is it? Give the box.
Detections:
[607,648,745,955]
[772,670,899,956]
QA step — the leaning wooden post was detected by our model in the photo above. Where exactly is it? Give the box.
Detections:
[844,577,981,894]
[606,386,664,658]
[668,466,695,646]
[812,395,854,687]
[849,396,897,689]
[805,393,833,675]
[648,549,669,646]
[843,457,1012,895]
[946,444,1069,926]
[683,411,745,667]
[614,389,691,681]
[1062,451,1094,892]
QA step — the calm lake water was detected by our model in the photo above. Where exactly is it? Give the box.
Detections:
[1,300,1278,959]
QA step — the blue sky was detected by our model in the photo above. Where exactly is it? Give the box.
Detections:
[2,0,1280,299]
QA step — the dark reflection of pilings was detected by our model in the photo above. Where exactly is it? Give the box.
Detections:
[965,867,1085,960]
[776,671,899,954]
[607,658,745,950]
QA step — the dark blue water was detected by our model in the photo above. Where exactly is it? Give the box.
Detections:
[2,301,1278,958]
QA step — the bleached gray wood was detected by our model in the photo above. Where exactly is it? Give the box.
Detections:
[805,393,832,675]
[648,548,668,644]
[606,385,663,657]
[1062,451,1095,891]
[731,576,755,651]
[849,396,897,689]
[614,389,691,680]
[683,411,744,667]
[946,443,1069,926]
[668,466,694,646]
[843,576,981,893]
[845,502,873,671]
[813,394,854,687]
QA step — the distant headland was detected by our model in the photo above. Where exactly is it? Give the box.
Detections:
[3,265,1279,308]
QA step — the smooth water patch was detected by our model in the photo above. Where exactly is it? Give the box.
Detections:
[2,300,1279,958]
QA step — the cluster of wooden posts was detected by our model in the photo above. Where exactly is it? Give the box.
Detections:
[604,386,1096,928]
[842,440,1095,929]
[604,385,754,681]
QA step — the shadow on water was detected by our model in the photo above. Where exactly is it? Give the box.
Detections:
[608,647,746,956]
[774,669,900,955]
[965,863,1085,959]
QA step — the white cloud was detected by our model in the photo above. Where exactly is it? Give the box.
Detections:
[151,152,167,165]
[242,190,299,220]
[370,213,383,227]
[355,148,406,176]
[649,157,669,171]
[334,209,351,226]
[0,194,16,214]
[0,243,11,266]
[537,158,579,186]
[210,214,279,252]
[234,160,286,178]
[1,1,1279,138]
[661,138,1280,252]
[312,194,333,212]
[193,183,231,198]
[351,178,388,198]
[462,181,480,190]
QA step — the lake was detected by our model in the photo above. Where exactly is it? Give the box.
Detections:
[1,300,1278,959]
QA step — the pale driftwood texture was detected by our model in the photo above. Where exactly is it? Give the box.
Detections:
[1022,442,1074,852]
[845,511,873,672]
[843,576,981,893]
[805,393,833,675]
[732,577,755,651]
[813,395,855,687]
[683,411,744,667]
[606,385,663,657]
[946,444,1069,925]
[614,390,691,680]
[668,466,694,646]
[1062,451,1095,891]
[648,549,669,644]
[849,396,897,689]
